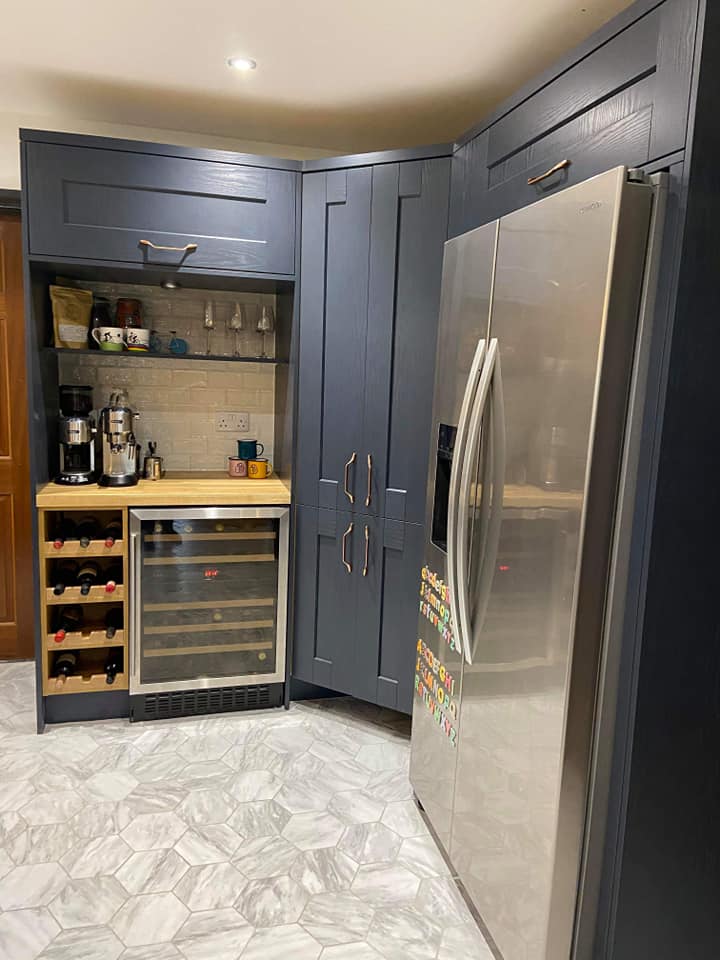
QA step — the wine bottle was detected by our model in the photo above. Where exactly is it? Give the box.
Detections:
[104,650,122,685]
[53,605,83,643]
[53,560,78,596]
[52,517,77,550]
[77,560,100,596]
[53,651,78,690]
[153,521,164,534]
[76,516,100,548]
[104,562,123,594]
[104,608,123,639]
[102,519,122,548]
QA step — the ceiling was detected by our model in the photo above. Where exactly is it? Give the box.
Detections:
[3,0,634,154]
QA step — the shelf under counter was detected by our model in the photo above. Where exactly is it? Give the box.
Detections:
[35,473,292,509]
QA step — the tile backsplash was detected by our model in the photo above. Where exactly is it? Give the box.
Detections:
[57,282,277,472]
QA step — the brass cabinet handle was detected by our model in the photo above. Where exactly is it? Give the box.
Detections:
[527,159,570,186]
[365,454,373,507]
[363,524,369,577]
[139,239,199,253]
[342,522,354,574]
[344,452,357,504]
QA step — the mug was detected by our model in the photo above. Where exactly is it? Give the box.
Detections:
[248,458,272,479]
[125,328,151,352]
[228,457,248,478]
[91,326,124,351]
[238,439,264,460]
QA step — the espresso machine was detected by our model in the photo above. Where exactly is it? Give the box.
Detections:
[55,385,97,485]
[98,391,140,487]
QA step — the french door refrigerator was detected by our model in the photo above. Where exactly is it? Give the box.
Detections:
[409,167,665,960]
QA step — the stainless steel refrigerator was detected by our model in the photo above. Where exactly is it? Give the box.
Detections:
[409,166,666,960]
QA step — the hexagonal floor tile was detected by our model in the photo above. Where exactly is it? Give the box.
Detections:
[173,908,253,959]
[274,780,333,815]
[328,790,385,825]
[227,770,281,803]
[176,789,235,826]
[121,812,187,851]
[115,849,189,896]
[19,791,84,825]
[300,890,374,946]
[233,836,301,879]
[0,907,59,960]
[0,862,68,909]
[282,811,344,851]
[111,892,189,947]
[118,945,181,960]
[395,836,450,878]
[338,823,402,864]
[60,835,133,879]
[380,800,428,838]
[356,742,409,772]
[290,848,358,896]
[174,862,247,911]
[262,724,315,755]
[321,945,383,960]
[49,877,127,929]
[226,800,290,840]
[241,923,321,960]
[351,863,421,906]
[236,875,307,926]
[176,734,230,763]
[81,771,138,803]
[8,823,80,866]
[174,823,243,865]
[37,925,124,960]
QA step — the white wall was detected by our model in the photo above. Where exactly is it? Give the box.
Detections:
[0,111,335,190]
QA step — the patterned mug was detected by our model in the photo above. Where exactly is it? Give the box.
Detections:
[248,458,272,479]
[227,457,248,478]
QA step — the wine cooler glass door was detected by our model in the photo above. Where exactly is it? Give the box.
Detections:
[130,508,289,693]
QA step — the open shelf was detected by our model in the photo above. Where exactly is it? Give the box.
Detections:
[46,629,125,651]
[42,539,124,558]
[45,347,286,365]
[46,584,125,605]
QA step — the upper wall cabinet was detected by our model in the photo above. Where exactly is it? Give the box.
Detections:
[296,157,451,524]
[449,0,698,235]
[24,139,298,275]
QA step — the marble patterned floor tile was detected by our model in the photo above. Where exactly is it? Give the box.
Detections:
[236,875,307,926]
[120,945,181,960]
[282,811,345,851]
[274,780,334,814]
[320,944,383,959]
[115,848,189,895]
[19,791,84,825]
[380,801,428,838]
[176,733,231,763]
[233,835,301,879]
[364,769,414,803]
[227,770,281,802]
[131,728,187,756]
[437,922,496,959]
[120,782,188,816]
[327,790,385,825]
[395,835,450,878]
[0,846,13,879]
[69,802,133,839]
[300,891,374,946]
[32,766,84,794]
[111,892,189,947]
[240,923,322,960]
[351,863,421,906]
[176,761,233,791]
[174,823,243,865]
[289,848,359,896]
[175,862,247,911]
[0,809,28,845]
[223,742,283,773]
[8,823,80,865]
[226,800,290,839]
[121,811,187,851]
[80,771,139,802]
[176,789,236,826]
[0,907,60,960]
[356,743,410,773]
[415,877,469,927]
[0,861,68,909]
[49,877,128,929]
[1,780,37,813]
[0,750,44,781]
[338,823,402,864]
[319,760,371,792]
[262,724,316,754]
[59,834,133,879]
[368,904,443,953]
[173,908,253,960]
[41,733,99,764]
[37,925,124,960]
[130,753,188,784]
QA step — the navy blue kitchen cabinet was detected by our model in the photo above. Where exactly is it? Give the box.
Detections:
[293,505,424,714]
[24,134,299,275]
[295,155,450,522]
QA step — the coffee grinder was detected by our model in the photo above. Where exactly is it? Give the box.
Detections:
[98,391,140,487]
[55,385,97,486]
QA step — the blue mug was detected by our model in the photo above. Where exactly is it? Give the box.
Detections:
[237,439,264,459]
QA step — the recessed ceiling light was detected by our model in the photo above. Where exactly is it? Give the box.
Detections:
[227,56,257,72]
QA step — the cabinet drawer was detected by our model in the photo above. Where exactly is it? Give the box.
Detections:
[26,142,297,275]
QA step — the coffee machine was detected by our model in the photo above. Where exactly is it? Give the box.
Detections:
[98,391,140,487]
[55,385,97,485]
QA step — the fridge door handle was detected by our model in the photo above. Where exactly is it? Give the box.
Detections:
[447,337,487,659]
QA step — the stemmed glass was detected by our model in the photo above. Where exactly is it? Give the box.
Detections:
[256,305,275,359]
[203,301,215,356]
[227,302,245,358]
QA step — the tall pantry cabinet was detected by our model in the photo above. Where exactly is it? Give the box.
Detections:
[293,152,451,714]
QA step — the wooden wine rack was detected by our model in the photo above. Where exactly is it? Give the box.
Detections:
[39,508,129,696]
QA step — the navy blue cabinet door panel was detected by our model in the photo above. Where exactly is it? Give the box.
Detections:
[25,143,297,274]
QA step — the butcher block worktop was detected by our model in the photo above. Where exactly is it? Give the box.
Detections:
[35,473,292,508]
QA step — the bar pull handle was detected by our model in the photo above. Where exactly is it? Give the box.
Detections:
[139,239,198,253]
[344,452,357,504]
[365,454,373,507]
[527,159,570,186]
[342,522,354,574]
[362,524,369,577]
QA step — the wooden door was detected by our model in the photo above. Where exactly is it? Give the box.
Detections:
[0,214,33,658]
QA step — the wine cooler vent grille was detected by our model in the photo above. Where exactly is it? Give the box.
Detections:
[131,684,283,721]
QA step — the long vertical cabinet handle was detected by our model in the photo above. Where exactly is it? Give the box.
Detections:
[344,453,357,504]
[362,525,369,576]
[129,530,140,691]
[446,337,487,660]
[365,454,373,507]
[341,523,354,574]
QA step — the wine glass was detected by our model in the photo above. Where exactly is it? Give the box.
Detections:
[256,305,275,359]
[203,301,215,356]
[227,302,245,358]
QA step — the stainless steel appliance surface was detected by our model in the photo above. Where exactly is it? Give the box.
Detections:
[98,390,140,487]
[129,506,289,696]
[409,167,665,960]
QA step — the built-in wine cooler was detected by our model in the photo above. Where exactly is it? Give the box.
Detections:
[129,508,289,710]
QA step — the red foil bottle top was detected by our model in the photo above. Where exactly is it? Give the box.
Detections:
[54,630,66,643]
[53,539,63,549]
[105,580,117,593]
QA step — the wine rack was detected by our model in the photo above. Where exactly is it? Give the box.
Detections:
[39,509,128,695]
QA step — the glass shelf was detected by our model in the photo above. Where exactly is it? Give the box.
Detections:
[45,347,285,365]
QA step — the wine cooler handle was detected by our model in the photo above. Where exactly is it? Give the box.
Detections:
[362,524,369,577]
[130,531,140,691]
[344,453,357,504]
[342,522,354,574]
[365,454,373,507]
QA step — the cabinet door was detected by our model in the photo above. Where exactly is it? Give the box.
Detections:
[25,142,297,275]
[355,516,425,714]
[293,505,359,695]
[296,170,371,511]
[363,158,450,523]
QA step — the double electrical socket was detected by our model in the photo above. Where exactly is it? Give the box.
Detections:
[215,412,249,433]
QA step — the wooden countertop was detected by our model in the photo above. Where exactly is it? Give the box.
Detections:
[36,473,292,508]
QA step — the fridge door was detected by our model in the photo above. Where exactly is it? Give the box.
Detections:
[409,220,498,851]
[129,507,289,694]
[448,167,653,960]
